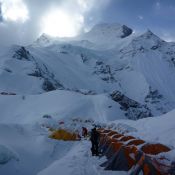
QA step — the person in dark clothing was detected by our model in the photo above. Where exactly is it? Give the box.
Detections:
[90,127,100,156]
[82,127,88,138]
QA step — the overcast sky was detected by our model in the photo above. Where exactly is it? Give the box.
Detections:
[0,0,175,45]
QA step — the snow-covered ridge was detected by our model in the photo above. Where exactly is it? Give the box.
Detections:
[34,23,133,49]
[79,23,133,43]
[35,33,53,46]
[1,22,175,119]
[0,24,175,119]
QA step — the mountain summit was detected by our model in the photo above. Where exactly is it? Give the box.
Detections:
[80,23,133,44]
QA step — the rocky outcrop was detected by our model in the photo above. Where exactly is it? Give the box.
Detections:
[13,46,64,92]
[94,61,116,83]
[32,61,64,92]
[121,25,133,38]
[13,47,31,61]
[111,91,152,120]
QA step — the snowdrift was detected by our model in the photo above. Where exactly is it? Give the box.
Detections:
[0,90,125,124]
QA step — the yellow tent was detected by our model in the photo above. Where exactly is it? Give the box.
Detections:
[49,129,79,141]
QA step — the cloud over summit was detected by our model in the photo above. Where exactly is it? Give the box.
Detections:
[0,0,110,45]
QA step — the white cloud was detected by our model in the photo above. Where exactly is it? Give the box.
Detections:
[0,0,111,45]
[138,15,143,20]
[155,2,161,10]
[161,32,175,42]
[1,0,29,22]
[41,8,84,37]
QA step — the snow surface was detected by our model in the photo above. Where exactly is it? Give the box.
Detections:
[112,109,175,148]
[1,22,175,174]
[0,90,125,124]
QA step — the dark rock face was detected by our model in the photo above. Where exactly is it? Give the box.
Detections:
[121,25,133,38]
[111,91,139,110]
[145,87,163,103]
[13,47,31,61]
[4,68,12,73]
[71,89,96,95]
[80,53,88,63]
[42,114,52,119]
[27,71,42,77]
[32,61,64,92]
[144,87,168,114]
[35,34,51,45]
[111,91,152,120]
[13,47,64,92]
[42,79,57,91]
[94,61,116,83]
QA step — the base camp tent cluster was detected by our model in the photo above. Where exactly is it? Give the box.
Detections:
[98,129,175,175]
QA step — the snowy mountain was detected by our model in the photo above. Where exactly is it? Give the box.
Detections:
[78,23,133,47]
[1,23,175,119]
[0,22,175,175]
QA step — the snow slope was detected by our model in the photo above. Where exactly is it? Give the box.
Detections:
[0,22,175,174]
[0,88,126,175]
[0,93,175,175]
[1,23,175,117]
[37,140,127,175]
[0,123,128,175]
[0,90,125,124]
[0,123,76,175]
[113,109,175,148]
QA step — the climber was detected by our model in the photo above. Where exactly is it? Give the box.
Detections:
[90,127,100,156]
[82,127,88,138]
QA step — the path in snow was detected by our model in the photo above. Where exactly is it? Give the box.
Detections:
[38,140,127,175]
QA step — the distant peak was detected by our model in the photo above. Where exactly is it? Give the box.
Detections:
[37,33,51,41]
[144,29,154,36]
[90,22,131,31]
[92,22,122,29]
[121,25,133,38]
[81,22,133,44]
[141,29,161,40]
[34,33,53,46]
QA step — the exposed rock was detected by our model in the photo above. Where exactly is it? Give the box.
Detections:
[145,87,163,103]
[94,61,116,83]
[121,25,133,38]
[111,91,152,120]
[4,68,12,73]
[80,53,88,63]
[42,114,52,119]
[144,87,168,114]
[74,89,96,95]
[13,47,31,61]
[0,145,19,164]
[42,79,57,91]
[29,57,64,92]
[35,33,52,46]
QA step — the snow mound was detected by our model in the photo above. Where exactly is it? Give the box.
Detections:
[113,123,137,134]
[0,145,18,164]
[113,109,175,148]
[0,90,126,124]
